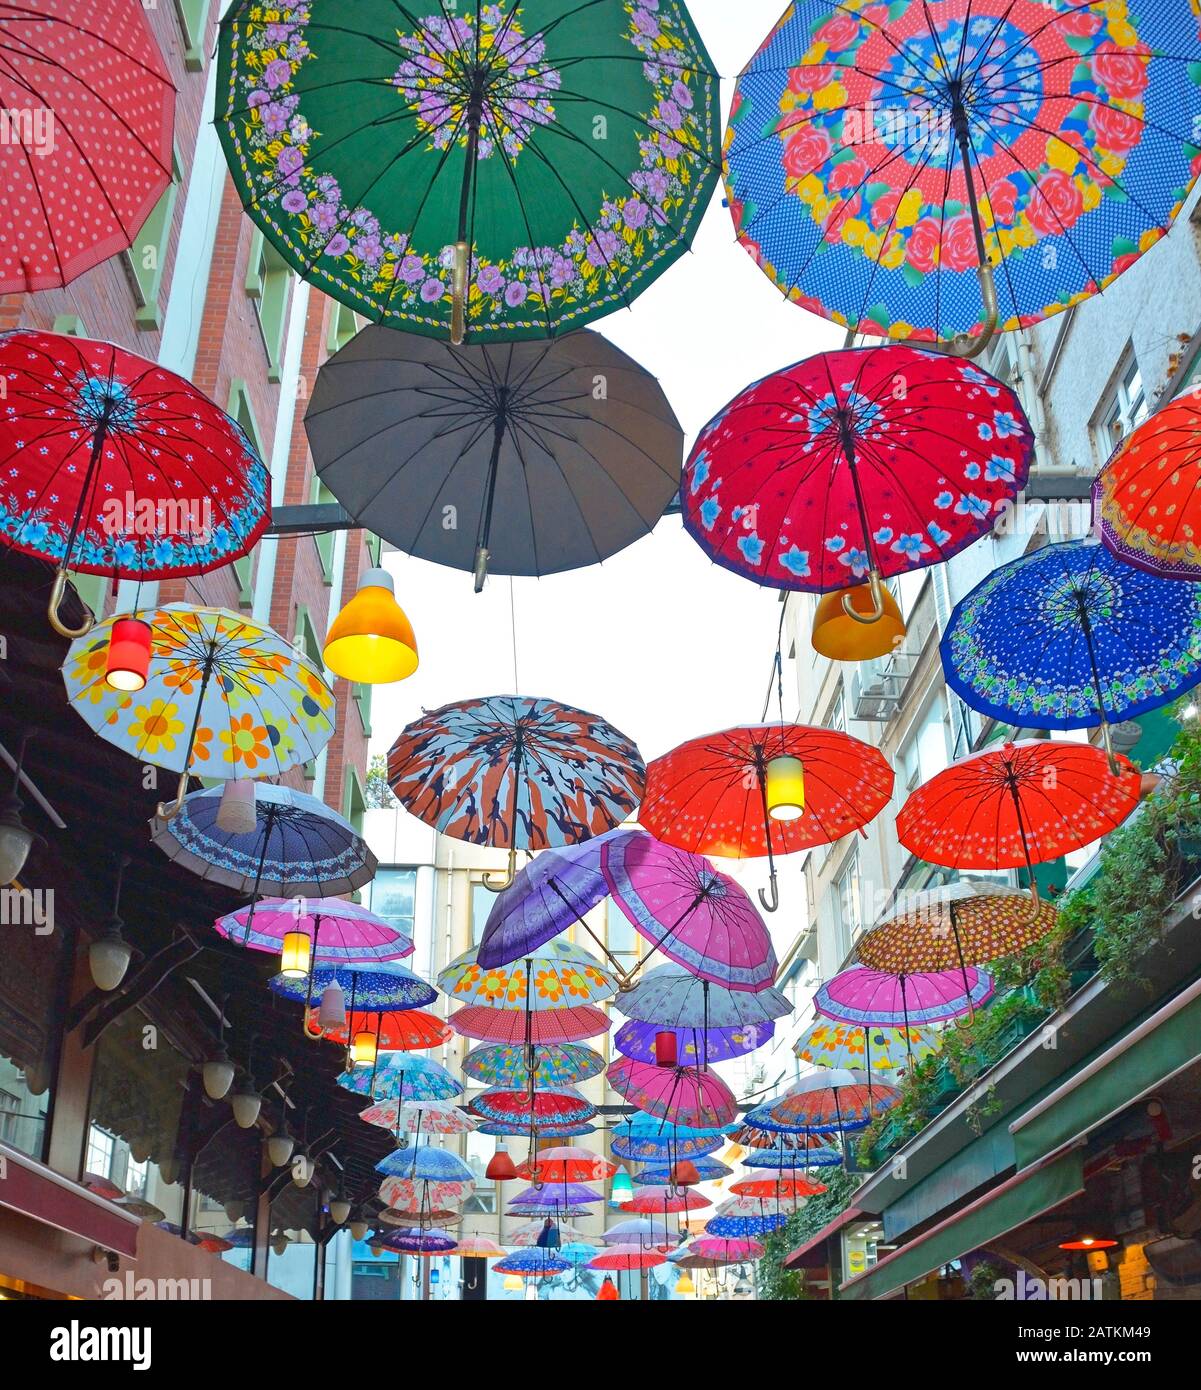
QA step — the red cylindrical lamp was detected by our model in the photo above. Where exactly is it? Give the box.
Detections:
[104,617,152,692]
[654,1030,678,1068]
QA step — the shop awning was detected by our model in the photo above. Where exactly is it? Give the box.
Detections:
[839,1147,1084,1301]
[785,1207,863,1270]
[0,1143,140,1259]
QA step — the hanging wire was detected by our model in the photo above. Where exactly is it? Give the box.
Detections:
[759,601,788,724]
[509,576,520,693]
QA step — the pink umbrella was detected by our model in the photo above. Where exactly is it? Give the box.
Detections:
[815,964,995,1031]
[687,1236,765,1265]
[602,835,777,991]
[607,1056,738,1128]
[589,1244,667,1271]
[621,1184,712,1215]
[449,1003,610,1045]
[214,896,413,964]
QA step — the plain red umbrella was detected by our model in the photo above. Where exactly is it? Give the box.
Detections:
[449,1003,610,1045]
[897,741,1141,890]
[0,0,174,295]
[639,723,894,911]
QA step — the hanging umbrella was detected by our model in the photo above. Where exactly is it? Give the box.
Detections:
[509,1219,593,1248]
[681,347,1031,611]
[942,539,1201,772]
[559,1241,600,1266]
[611,1124,725,1165]
[601,836,777,991]
[732,1124,840,1152]
[855,883,1058,978]
[514,1147,615,1185]
[478,827,643,971]
[438,940,620,1010]
[63,606,334,818]
[377,1205,461,1229]
[470,1086,596,1128]
[462,1042,604,1090]
[313,1010,451,1052]
[589,1244,667,1272]
[602,1218,674,1250]
[705,1200,789,1240]
[1095,385,1201,580]
[493,1250,571,1279]
[478,1119,596,1140]
[634,1156,733,1186]
[729,1175,825,1200]
[0,6,173,294]
[377,1176,472,1213]
[3,332,269,636]
[506,1182,604,1211]
[679,1236,765,1267]
[454,1235,505,1259]
[724,1,1201,354]
[307,328,683,591]
[388,694,644,888]
[615,1018,773,1067]
[739,1144,842,1171]
[449,1003,610,1046]
[639,724,893,910]
[215,897,412,965]
[794,1019,939,1077]
[620,1185,711,1216]
[150,782,375,898]
[271,962,437,1017]
[754,1070,900,1135]
[217,0,719,343]
[373,1227,458,1256]
[815,966,993,1030]
[896,741,1141,883]
[359,1099,475,1136]
[334,1050,459,1102]
[616,963,792,1035]
[376,1146,474,1182]
[608,1057,738,1129]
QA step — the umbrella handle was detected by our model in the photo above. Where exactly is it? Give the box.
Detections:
[451,240,469,346]
[945,261,999,361]
[841,569,886,626]
[155,768,190,821]
[48,569,94,638]
[483,844,517,893]
[473,545,490,593]
[757,870,779,914]
[1099,719,1127,779]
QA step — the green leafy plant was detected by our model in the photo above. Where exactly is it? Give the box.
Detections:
[754,1168,861,1301]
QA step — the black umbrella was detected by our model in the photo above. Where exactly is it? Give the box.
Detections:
[304,328,683,590]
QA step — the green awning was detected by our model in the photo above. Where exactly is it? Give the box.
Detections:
[839,1148,1084,1302]
[1013,992,1201,1169]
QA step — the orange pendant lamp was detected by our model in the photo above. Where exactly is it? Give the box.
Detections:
[671,1159,701,1187]
[323,567,418,684]
[597,1275,619,1301]
[811,581,905,662]
[485,1139,518,1182]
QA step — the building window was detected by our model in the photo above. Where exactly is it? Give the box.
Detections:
[1096,352,1148,456]
[294,604,323,671]
[900,695,950,792]
[327,301,361,355]
[188,1119,258,1272]
[369,868,419,964]
[470,880,496,945]
[246,230,293,383]
[354,681,373,737]
[825,683,846,733]
[266,1184,319,1296]
[606,900,639,958]
[125,148,182,330]
[835,849,862,956]
[310,477,337,584]
[343,766,367,838]
[463,1128,498,1214]
[174,0,212,71]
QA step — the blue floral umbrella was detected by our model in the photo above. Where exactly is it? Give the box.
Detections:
[704,1199,789,1240]
[476,1119,596,1139]
[942,539,1201,770]
[150,781,376,898]
[269,962,436,1015]
[375,1146,475,1181]
[740,1143,843,1171]
[336,1051,460,1103]
[493,1249,571,1279]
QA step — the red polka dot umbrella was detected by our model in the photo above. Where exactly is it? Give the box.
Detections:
[0,1,174,295]
[897,740,1141,885]
[639,723,894,911]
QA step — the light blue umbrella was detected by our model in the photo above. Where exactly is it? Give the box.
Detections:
[375,1146,475,1181]
[338,1051,460,1102]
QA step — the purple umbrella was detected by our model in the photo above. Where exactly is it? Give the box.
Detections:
[214,896,413,964]
[602,836,777,992]
[615,1018,773,1066]
[815,965,994,1032]
[477,827,642,971]
[506,1182,605,1210]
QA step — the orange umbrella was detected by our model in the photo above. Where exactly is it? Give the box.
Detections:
[515,1146,615,1184]
[305,1007,451,1050]
[621,1184,711,1215]
[729,1175,825,1200]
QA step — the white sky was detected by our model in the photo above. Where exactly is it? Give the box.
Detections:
[371,2,843,765]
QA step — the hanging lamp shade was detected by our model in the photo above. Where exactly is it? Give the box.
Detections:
[672,1159,702,1188]
[812,582,906,662]
[765,756,805,822]
[104,618,152,692]
[214,777,257,836]
[485,1140,518,1183]
[322,568,418,684]
[597,1275,619,1301]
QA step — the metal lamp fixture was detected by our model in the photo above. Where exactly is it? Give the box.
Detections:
[349,1217,369,1242]
[765,755,805,821]
[266,1129,295,1168]
[322,568,418,685]
[230,1078,262,1130]
[202,999,235,1100]
[88,854,134,992]
[291,1152,315,1188]
[0,733,44,886]
[103,616,152,692]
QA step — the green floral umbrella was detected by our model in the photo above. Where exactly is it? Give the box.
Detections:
[217,1,719,343]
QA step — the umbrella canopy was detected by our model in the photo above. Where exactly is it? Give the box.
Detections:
[306,329,683,590]
[4,334,268,629]
[477,827,641,969]
[217,0,719,341]
[462,1042,604,1089]
[620,1185,711,1216]
[729,1175,825,1200]
[1096,384,1201,580]
[616,964,792,1033]
[681,1236,765,1266]
[705,1201,788,1240]
[724,1,1201,349]
[639,724,893,910]
[608,1057,739,1129]
[359,1099,475,1136]
[755,1070,900,1135]
[63,606,334,817]
[855,884,1058,976]
[602,835,777,991]
[376,1147,475,1182]
[454,1235,505,1259]
[815,966,994,1029]
[601,1223,674,1253]
[271,962,437,1016]
[493,1250,571,1279]
[681,347,1031,596]
[507,1181,604,1210]
[477,1119,596,1140]
[372,1227,458,1256]
[610,1113,734,1163]
[897,741,1141,876]
[794,1020,940,1075]
[313,1009,451,1052]
[615,1018,773,1067]
[635,1156,733,1185]
[377,1176,472,1213]
[438,940,619,1010]
[449,1003,610,1046]
[335,1050,460,1102]
[215,896,413,965]
[150,782,375,898]
[941,540,1201,762]
[739,1144,843,1171]
[515,1147,615,1185]
[0,5,173,294]
[470,1086,596,1127]
[589,1244,667,1272]
[509,1220,593,1248]
[388,694,644,885]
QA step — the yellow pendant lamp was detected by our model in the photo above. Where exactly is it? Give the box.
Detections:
[765,756,805,821]
[811,580,905,662]
[323,568,418,684]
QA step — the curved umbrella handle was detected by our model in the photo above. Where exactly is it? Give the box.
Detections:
[757,869,779,914]
[945,262,999,361]
[48,569,94,639]
[155,768,190,822]
[451,240,469,347]
[841,570,887,626]
[1099,719,1128,780]
[483,844,517,893]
